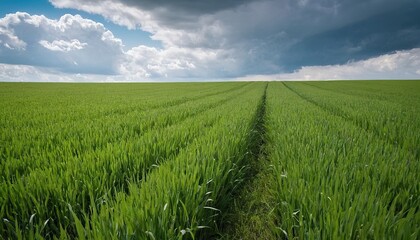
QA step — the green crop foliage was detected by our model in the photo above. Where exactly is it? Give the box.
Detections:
[1,81,419,239]
[266,81,420,239]
[0,82,267,239]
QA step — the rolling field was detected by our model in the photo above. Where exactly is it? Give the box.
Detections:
[1,81,419,239]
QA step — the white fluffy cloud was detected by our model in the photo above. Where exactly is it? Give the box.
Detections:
[0,12,124,74]
[39,39,87,52]
[49,0,149,30]
[0,12,240,79]
[0,29,27,50]
[120,45,239,79]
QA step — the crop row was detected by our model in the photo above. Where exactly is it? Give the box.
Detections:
[1,82,251,179]
[0,82,266,239]
[81,84,267,239]
[283,82,420,158]
[266,82,419,239]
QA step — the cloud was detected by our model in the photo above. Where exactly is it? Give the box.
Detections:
[3,48,419,82]
[39,39,87,52]
[1,1,419,80]
[120,46,239,79]
[0,12,240,79]
[278,4,420,69]
[0,63,133,82]
[48,0,420,78]
[0,27,27,50]
[0,12,124,74]
[48,0,256,30]
[0,62,223,82]
[234,48,420,81]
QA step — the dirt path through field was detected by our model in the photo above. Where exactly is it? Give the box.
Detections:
[218,83,277,239]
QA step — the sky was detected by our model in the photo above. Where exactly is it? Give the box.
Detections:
[0,0,420,81]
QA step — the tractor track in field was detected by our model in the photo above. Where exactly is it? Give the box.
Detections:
[217,83,277,239]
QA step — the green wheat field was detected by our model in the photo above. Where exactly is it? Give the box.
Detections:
[1,81,419,239]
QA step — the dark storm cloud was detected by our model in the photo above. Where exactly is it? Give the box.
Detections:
[121,0,255,14]
[117,0,414,31]
[276,1,420,71]
[215,0,420,74]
